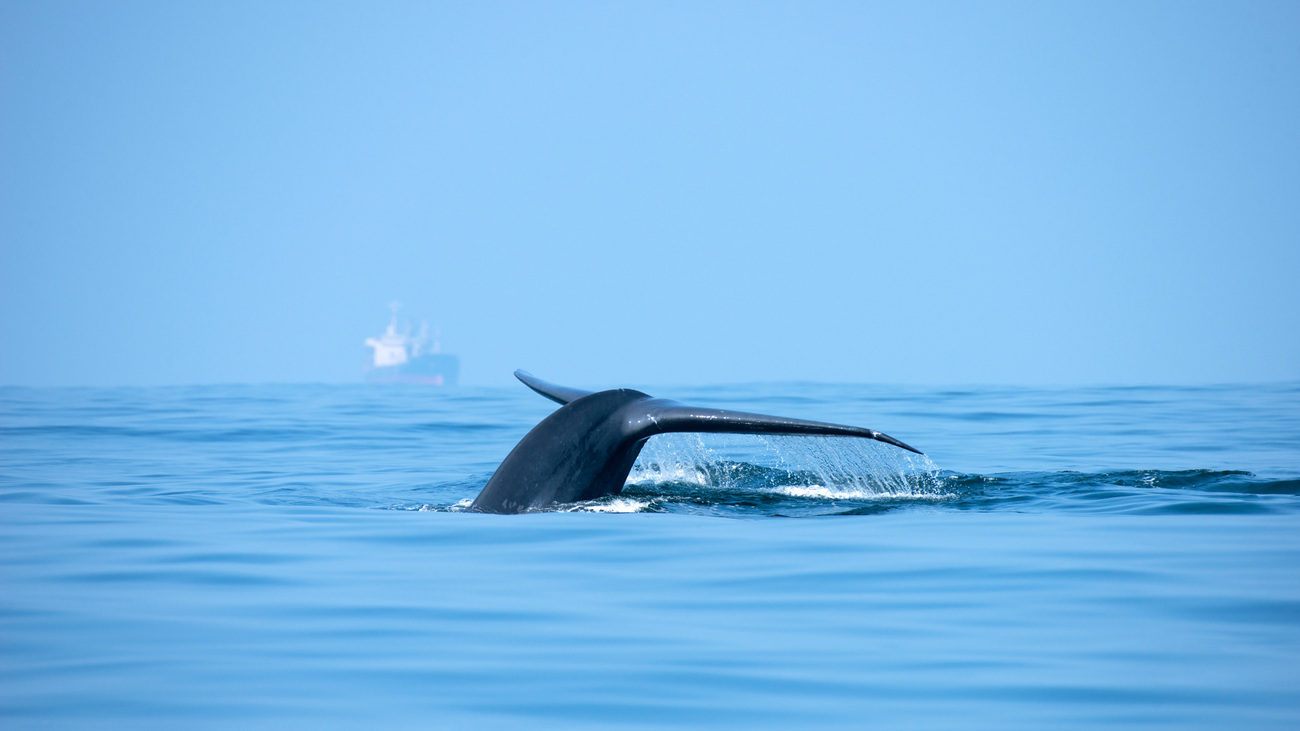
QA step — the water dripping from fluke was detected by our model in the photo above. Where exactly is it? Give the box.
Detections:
[626,433,951,512]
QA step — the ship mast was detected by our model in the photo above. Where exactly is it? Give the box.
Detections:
[386,301,401,336]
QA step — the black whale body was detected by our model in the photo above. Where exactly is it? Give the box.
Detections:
[469,371,923,514]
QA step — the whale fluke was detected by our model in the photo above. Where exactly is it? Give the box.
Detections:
[470,372,923,514]
[514,369,592,405]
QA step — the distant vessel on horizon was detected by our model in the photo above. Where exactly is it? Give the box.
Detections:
[364,303,459,386]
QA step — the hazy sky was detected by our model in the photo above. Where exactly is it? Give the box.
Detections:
[2,1,1297,387]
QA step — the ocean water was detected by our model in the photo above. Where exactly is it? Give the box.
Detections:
[1,381,1298,729]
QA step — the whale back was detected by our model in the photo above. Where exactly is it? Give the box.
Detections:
[470,388,650,513]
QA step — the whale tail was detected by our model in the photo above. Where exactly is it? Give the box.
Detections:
[512,370,922,454]
[471,371,923,513]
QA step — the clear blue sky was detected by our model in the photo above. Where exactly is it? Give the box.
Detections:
[2,1,1297,387]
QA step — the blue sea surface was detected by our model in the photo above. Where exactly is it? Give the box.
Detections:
[2,381,1298,728]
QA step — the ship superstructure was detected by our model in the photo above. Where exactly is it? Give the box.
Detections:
[364,303,459,385]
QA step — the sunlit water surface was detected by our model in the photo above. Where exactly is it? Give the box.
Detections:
[2,382,1298,728]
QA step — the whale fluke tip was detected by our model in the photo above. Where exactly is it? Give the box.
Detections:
[513,370,594,405]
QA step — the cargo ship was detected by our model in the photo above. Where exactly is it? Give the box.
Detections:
[364,304,459,385]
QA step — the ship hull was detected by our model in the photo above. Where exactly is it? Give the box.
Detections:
[365,354,460,386]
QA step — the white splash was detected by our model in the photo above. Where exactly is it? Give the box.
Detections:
[561,497,651,513]
[629,432,947,500]
[762,483,953,501]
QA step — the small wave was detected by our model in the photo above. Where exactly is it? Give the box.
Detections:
[387,499,472,513]
[560,497,652,513]
[957,469,1300,496]
[763,483,955,501]
[1111,469,1300,495]
[934,469,1300,515]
